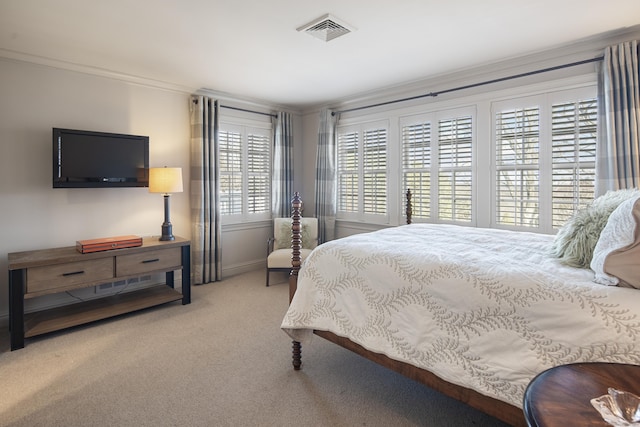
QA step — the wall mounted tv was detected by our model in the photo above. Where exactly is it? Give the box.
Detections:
[53,128,149,188]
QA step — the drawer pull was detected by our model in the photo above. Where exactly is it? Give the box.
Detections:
[142,258,160,264]
[62,270,85,277]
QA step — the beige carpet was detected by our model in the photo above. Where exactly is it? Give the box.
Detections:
[0,269,511,426]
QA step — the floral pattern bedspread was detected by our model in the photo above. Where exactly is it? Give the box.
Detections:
[281,224,640,408]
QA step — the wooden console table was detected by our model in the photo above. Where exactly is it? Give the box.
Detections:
[523,362,640,426]
[8,236,190,350]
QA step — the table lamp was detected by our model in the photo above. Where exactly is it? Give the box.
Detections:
[149,167,183,241]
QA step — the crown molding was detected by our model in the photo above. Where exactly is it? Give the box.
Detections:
[0,48,195,94]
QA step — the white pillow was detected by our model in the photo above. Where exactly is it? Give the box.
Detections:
[551,188,640,268]
[591,194,640,286]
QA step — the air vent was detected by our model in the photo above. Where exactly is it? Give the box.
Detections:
[297,14,355,42]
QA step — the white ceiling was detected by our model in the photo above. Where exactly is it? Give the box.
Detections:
[1,0,639,109]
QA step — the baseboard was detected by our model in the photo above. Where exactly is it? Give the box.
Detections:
[222,259,265,278]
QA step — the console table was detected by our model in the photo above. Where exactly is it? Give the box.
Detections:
[8,236,191,350]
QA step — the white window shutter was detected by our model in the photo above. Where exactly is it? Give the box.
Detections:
[495,107,540,228]
[402,122,431,219]
[438,116,473,222]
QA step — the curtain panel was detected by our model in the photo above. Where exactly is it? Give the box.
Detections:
[189,95,222,284]
[597,39,640,193]
[314,109,338,243]
[272,111,293,218]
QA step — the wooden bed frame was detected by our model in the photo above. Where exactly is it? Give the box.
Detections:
[286,191,527,427]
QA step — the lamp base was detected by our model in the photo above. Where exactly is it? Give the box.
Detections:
[159,194,175,241]
[159,222,175,241]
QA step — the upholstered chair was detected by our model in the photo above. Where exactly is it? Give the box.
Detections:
[266,217,319,286]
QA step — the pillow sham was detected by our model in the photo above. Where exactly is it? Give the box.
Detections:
[591,195,640,289]
[551,188,640,268]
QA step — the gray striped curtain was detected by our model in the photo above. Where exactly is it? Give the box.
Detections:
[272,112,293,218]
[314,109,338,243]
[596,40,640,194]
[189,95,222,284]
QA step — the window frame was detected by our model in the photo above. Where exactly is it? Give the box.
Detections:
[490,86,597,233]
[399,106,477,225]
[218,120,273,224]
[336,119,390,224]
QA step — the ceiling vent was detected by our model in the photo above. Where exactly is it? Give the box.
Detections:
[297,14,355,42]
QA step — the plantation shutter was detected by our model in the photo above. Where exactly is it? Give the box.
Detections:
[402,122,431,219]
[551,98,597,228]
[363,128,387,215]
[495,107,540,227]
[338,131,359,212]
[219,130,243,215]
[247,132,271,214]
[438,116,472,222]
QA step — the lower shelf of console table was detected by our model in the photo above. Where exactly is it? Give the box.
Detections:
[8,236,191,350]
[24,285,183,338]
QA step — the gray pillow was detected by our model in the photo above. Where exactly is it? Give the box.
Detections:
[551,188,640,268]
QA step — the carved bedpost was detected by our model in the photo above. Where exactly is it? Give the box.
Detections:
[289,192,302,370]
[289,192,302,302]
[406,188,412,225]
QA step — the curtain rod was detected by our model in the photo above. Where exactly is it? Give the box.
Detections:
[332,56,604,116]
[221,104,277,118]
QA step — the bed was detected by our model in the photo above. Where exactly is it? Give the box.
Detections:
[281,191,640,426]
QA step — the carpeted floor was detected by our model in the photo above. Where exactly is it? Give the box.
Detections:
[0,269,512,426]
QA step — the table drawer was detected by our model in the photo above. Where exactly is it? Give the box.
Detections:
[27,258,114,294]
[116,248,181,276]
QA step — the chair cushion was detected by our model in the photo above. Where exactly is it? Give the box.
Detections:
[267,248,313,268]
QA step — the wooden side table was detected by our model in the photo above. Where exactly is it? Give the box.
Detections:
[523,363,640,426]
[8,236,191,350]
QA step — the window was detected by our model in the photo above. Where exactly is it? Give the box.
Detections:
[337,121,388,221]
[495,106,540,228]
[219,130,243,215]
[219,123,271,221]
[363,128,387,215]
[493,88,596,232]
[401,109,474,223]
[336,79,596,232]
[337,130,359,213]
[402,122,431,218]
[550,99,597,228]
[438,116,473,222]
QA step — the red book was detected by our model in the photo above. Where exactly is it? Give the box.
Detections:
[76,235,143,254]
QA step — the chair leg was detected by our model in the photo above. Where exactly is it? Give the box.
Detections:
[266,268,270,287]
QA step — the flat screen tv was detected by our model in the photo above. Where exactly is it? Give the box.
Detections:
[53,128,149,188]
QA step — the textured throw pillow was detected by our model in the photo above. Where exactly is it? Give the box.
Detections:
[274,220,311,250]
[591,195,640,288]
[551,188,640,268]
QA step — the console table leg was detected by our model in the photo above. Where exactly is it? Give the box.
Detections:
[166,271,175,288]
[9,268,25,351]
[181,245,191,305]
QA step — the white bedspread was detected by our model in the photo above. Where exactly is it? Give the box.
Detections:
[281,224,640,408]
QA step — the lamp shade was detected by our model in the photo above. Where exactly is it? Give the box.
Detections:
[149,167,183,194]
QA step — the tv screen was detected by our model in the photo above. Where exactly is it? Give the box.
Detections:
[53,128,149,188]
